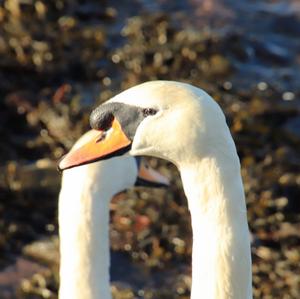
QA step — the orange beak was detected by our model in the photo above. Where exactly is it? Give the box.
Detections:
[136,159,169,187]
[58,118,131,171]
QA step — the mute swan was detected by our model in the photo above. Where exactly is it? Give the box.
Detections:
[59,81,253,299]
[58,130,169,299]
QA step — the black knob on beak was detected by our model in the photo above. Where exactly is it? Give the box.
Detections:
[90,105,114,131]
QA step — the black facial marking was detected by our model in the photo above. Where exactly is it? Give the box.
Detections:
[90,102,153,140]
[98,113,114,131]
[90,103,118,131]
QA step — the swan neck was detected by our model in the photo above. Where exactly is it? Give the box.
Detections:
[59,167,112,299]
[180,157,252,299]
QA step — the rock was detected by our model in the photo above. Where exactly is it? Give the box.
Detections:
[0,257,47,299]
[23,237,59,266]
[3,159,60,193]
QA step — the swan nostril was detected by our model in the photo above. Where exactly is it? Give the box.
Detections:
[96,132,106,143]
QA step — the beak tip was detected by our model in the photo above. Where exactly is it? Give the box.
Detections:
[161,178,170,188]
[57,153,77,171]
[165,179,171,187]
[56,120,132,172]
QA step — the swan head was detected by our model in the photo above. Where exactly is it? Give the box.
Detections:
[59,81,235,170]
[60,129,169,194]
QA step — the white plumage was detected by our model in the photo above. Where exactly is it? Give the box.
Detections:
[59,131,138,299]
[106,81,253,299]
[59,80,253,299]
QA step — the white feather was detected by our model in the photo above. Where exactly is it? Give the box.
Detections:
[108,81,253,299]
[58,132,138,299]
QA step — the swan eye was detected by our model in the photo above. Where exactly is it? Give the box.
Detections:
[142,108,157,117]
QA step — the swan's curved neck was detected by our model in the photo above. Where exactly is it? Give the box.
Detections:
[180,154,252,299]
[59,166,112,299]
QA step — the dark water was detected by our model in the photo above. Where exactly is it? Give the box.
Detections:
[141,0,300,91]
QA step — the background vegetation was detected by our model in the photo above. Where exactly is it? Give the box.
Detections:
[0,0,299,298]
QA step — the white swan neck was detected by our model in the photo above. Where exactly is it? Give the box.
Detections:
[59,165,112,299]
[180,157,252,299]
